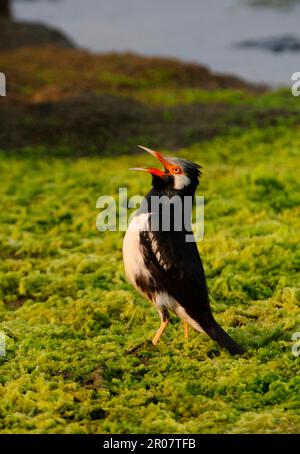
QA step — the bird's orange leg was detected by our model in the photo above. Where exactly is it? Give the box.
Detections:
[152,319,169,346]
[184,321,189,340]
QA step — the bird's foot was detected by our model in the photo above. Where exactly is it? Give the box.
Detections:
[152,319,169,345]
[184,321,189,340]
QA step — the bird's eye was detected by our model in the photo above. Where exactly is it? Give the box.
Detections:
[172,167,181,174]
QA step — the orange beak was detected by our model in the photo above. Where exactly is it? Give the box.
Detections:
[129,145,171,177]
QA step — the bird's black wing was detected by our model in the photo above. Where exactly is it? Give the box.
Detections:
[140,227,245,355]
[140,228,212,322]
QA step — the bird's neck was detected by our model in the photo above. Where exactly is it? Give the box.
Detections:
[138,186,196,232]
[147,185,197,202]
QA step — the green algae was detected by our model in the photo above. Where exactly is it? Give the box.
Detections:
[0,117,300,432]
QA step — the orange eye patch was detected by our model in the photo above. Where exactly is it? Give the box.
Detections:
[171,167,183,175]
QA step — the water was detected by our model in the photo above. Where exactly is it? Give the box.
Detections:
[13,0,300,86]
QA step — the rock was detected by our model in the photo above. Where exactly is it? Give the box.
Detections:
[0,19,75,50]
[246,0,300,10]
[236,34,300,53]
[247,0,299,10]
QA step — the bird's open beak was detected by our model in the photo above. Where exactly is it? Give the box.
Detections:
[129,145,171,177]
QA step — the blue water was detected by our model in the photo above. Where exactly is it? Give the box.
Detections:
[14,0,300,86]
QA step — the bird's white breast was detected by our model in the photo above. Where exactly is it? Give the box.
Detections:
[122,213,151,289]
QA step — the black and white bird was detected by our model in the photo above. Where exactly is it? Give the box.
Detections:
[123,146,245,355]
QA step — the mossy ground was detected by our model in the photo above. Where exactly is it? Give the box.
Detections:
[1,125,300,433]
[0,48,300,433]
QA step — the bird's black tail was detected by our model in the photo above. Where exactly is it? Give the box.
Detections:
[200,315,245,355]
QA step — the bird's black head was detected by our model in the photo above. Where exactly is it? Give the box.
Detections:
[131,146,202,194]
